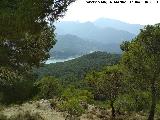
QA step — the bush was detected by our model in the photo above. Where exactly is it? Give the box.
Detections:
[35,76,62,99]
[115,92,151,112]
[59,86,93,119]
[60,98,85,119]
[61,86,93,103]
[0,78,36,104]
[0,68,37,104]
[115,94,135,112]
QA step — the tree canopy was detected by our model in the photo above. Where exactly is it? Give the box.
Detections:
[0,0,75,39]
[121,23,160,120]
[0,0,75,103]
[0,0,75,72]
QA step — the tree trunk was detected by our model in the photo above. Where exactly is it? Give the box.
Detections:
[110,100,115,119]
[148,80,156,120]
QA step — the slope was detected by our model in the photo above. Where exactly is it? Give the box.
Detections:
[35,51,121,85]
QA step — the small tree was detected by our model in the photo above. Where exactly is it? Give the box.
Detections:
[59,86,93,119]
[99,65,123,119]
[86,65,123,119]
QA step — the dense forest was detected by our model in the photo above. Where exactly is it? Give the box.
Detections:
[1,0,160,120]
[35,51,120,85]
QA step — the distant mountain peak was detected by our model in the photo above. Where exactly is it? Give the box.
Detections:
[93,18,144,34]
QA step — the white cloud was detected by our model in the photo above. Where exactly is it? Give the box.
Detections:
[60,0,160,25]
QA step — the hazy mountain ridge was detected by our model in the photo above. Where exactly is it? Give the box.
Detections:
[94,18,144,34]
[55,20,136,44]
[51,18,143,58]
[50,34,122,59]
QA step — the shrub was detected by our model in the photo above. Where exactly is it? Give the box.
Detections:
[115,94,135,112]
[115,92,151,112]
[60,98,85,119]
[61,86,93,103]
[35,76,62,99]
[59,86,93,119]
[0,69,36,104]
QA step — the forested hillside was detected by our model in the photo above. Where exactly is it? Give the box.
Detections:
[35,51,121,85]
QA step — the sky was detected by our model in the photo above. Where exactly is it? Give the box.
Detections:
[59,0,160,25]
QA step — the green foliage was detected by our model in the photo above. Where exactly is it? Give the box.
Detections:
[120,41,130,51]
[115,92,151,112]
[35,76,62,99]
[156,102,160,117]
[35,52,121,86]
[100,65,123,101]
[0,0,75,105]
[133,91,151,112]
[85,65,123,118]
[0,67,36,104]
[60,98,85,119]
[115,94,135,112]
[0,0,75,39]
[121,23,160,119]
[59,86,93,119]
[92,100,110,109]
[85,65,123,101]
[0,26,56,72]
[61,86,93,102]
[121,24,160,84]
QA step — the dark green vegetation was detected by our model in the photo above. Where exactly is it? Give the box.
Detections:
[0,0,75,104]
[58,86,93,119]
[35,51,121,85]
[85,65,123,119]
[35,76,62,99]
[121,24,160,120]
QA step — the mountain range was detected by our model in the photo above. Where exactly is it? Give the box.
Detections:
[50,18,144,59]
[50,34,122,59]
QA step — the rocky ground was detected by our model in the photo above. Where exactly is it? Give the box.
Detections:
[0,99,150,120]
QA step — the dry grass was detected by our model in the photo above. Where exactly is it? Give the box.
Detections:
[0,100,155,120]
